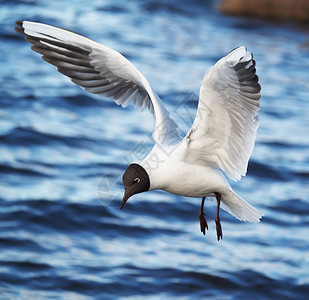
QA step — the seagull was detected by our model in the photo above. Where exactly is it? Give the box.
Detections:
[15,21,263,240]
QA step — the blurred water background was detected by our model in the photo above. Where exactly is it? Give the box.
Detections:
[1,0,309,299]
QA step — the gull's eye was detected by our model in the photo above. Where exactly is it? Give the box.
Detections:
[133,177,140,184]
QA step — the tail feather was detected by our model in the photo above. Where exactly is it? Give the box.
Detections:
[221,189,263,223]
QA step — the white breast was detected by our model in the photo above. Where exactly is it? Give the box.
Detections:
[141,146,230,198]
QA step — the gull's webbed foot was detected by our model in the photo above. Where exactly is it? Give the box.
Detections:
[215,217,223,241]
[215,192,223,241]
[199,212,208,235]
[199,197,208,235]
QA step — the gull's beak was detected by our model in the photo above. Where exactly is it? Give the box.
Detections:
[120,188,132,209]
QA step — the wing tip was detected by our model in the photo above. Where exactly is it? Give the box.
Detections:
[226,46,251,65]
[15,20,25,34]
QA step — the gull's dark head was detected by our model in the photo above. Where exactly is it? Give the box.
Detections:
[120,163,150,209]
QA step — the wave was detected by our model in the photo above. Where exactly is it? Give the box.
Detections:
[1,260,304,298]
[268,198,309,217]
[0,199,188,237]
[247,160,288,181]
[0,126,96,146]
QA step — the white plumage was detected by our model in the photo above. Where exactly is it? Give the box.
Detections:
[16,21,263,240]
[16,21,179,146]
[181,46,260,181]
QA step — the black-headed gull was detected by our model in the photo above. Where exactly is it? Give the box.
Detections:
[16,21,263,240]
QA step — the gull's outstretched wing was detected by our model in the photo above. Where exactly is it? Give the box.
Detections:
[15,21,180,146]
[180,47,261,181]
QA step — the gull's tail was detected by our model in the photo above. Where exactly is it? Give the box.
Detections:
[221,189,263,223]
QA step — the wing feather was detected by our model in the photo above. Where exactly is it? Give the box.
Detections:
[15,21,180,146]
[180,46,260,181]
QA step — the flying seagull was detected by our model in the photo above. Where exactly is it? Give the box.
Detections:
[15,21,263,240]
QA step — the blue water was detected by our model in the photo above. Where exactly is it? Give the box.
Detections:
[1,0,309,299]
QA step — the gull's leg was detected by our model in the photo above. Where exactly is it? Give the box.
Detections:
[199,197,208,235]
[214,192,223,241]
